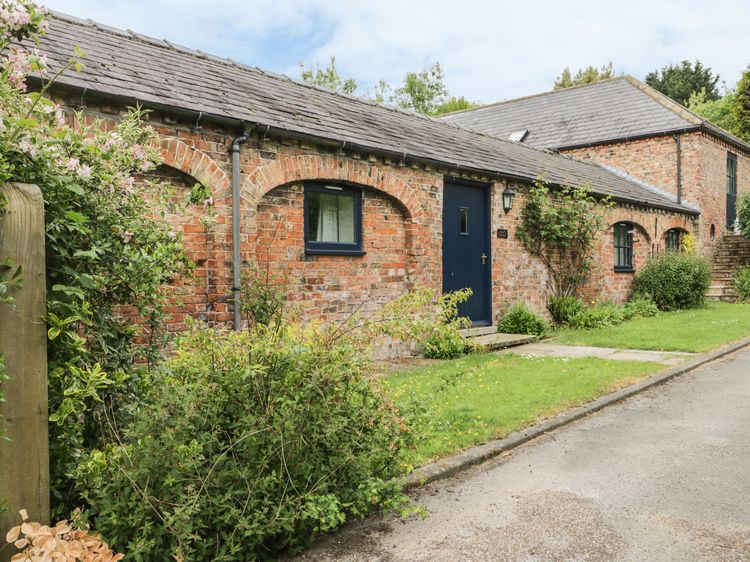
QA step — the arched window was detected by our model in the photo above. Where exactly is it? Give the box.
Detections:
[665,228,682,252]
[710,224,716,241]
[614,222,634,272]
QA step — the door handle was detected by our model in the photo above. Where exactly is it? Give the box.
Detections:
[481,253,488,264]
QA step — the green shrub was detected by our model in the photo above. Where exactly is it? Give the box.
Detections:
[547,295,585,325]
[622,293,660,320]
[632,253,712,310]
[737,192,750,238]
[76,323,410,560]
[734,266,750,302]
[421,324,467,359]
[367,287,472,359]
[568,301,624,329]
[498,303,548,336]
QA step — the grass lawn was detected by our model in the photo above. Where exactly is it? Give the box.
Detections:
[377,353,661,467]
[551,301,750,353]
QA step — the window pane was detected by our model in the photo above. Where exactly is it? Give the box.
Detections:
[459,208,468,235]
[308,191,356,243]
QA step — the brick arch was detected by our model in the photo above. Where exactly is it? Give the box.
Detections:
[608,218,652,244]
[241,154,423,221]
[160,138,230,198]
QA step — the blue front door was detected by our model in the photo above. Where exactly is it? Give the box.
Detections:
[442,179,492,325]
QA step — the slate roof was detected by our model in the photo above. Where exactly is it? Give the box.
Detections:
[29,13,696,214]
[442,76,750,153]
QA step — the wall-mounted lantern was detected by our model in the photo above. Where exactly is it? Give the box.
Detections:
[502,187,516,213]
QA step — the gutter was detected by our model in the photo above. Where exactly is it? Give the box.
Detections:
[34,80,699,215]
[231,131,249,331]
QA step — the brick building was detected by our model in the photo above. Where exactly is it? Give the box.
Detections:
[443,76,750,257]
[34,14,706,334]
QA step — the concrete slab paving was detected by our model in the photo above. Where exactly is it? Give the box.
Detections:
[296,347,750,562]
[497,342,695,365]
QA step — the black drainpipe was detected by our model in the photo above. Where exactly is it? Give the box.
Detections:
[673,134,682,204]
[231,133,249,331]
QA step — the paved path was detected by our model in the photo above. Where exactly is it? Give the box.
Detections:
[498,342,695,365]
[298,348,750,561]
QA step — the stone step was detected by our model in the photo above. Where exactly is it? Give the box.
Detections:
[459,325,498,338]
[471,332,536,350]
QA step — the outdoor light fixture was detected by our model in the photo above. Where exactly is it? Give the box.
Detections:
[502,187,516,213]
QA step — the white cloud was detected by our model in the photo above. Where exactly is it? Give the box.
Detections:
[43,0,750,103]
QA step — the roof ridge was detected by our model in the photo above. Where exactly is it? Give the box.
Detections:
[440,75,631,117]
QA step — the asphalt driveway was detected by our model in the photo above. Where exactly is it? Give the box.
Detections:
[298,347,750,561]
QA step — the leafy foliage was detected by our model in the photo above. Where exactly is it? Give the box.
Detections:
[688,88,739,134]
[391,62,449,115]
[517,180,611,297]
[365,287,473,359]
[553,62,616,90]
[76,323,411,560]
[240,264,290,328]
[738,192,750,239]
[563,294,658,330]
[0,1,201,516]
[645,60,720,106]
[299,58,479,116]
[299,55,358,95]
[498,303,547,336]
[733,266,750,302]
[433,96,480,116]
[547,295,585,325]
[632,253,712,310]
[736,67,750,142]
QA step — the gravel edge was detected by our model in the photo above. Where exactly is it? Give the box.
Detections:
[401,337,750,489]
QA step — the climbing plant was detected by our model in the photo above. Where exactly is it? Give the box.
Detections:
[517,180,612,297]
[1,0,201,516]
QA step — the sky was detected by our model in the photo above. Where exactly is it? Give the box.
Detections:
[42,0,750,104]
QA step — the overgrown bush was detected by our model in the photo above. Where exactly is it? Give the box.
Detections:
[632,253,712,310]
[498,303,547,336]
[76,323,411,560]
[737,192,750,237]
[240,264,290,327]
[1,2,207,515]
[622,293,660,319]
[367,287,473,359]
[547,295,585,325]
[568,301,624,329]
[734,266,750,302]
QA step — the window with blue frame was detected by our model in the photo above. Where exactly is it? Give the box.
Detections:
[613,222,634,272]
[304,183,363,255]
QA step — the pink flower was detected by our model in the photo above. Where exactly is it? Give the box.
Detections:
[65,157,79,171]
[132,145,146,160]
[76,165,91,178]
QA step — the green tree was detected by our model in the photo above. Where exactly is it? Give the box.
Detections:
[688,87,739,134]
[433,95,480,115]
[391,62,449,115]
[735,67,750,142]
[645,60,720,106]
[553,62,616,90]
[299,55,358,95]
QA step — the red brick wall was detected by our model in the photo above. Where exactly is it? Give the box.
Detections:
[563,131,750,256]
[52,92,699,336]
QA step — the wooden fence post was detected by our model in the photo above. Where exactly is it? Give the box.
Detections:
[0,183,48,559]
